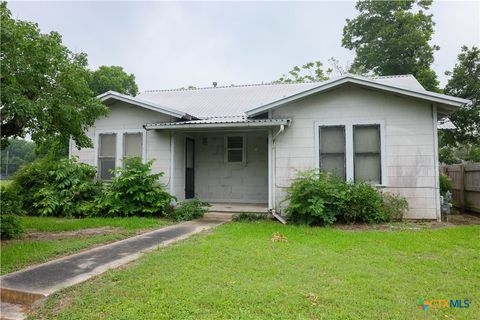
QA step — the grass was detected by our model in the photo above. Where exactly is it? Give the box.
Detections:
[0,179,12,187]
[30,222,479,320]
[1,217,173,275]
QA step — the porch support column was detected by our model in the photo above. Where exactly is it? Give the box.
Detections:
[268,129,273,210]
[170,130,175,198]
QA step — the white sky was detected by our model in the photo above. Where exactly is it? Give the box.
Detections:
[8,1,480,91]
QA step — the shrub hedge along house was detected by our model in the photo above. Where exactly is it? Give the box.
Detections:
[70,74,470,220]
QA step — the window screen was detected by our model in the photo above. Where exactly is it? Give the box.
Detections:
[123,133,142,159]
[319,126,346,180]
[354,124,381,184]
[98,133,116,180]
[226,135,244,163]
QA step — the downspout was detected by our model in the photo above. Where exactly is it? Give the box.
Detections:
[271,124,287,224]
[432,104,441,222]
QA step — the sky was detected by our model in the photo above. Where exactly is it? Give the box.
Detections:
[7,1,480,91]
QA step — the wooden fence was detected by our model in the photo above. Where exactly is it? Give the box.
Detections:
[440,163,480,213]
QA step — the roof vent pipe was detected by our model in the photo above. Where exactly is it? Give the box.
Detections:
[213,82,217,88]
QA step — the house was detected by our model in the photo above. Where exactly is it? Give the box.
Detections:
[70,74,470,220]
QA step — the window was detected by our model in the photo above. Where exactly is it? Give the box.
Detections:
[98,133,116,180]
[316,122,384,185]
[226,135,245,163]
[319,126,346,180]
[354,125,381,184]
[123,133,142,162]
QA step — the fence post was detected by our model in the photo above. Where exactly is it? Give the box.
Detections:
[459,165,465,213]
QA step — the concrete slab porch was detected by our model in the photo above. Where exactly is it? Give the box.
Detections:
[208,202,269,213]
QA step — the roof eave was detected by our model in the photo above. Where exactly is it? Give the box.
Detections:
[145,120,290,130]
[245,76,471,117]
[97,91,189,119]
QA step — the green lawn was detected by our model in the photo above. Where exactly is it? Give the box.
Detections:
[30,222,479,320]
[1,217,173,275]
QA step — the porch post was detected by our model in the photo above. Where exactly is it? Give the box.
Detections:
[170,130,175,197]
[268,129,273,210]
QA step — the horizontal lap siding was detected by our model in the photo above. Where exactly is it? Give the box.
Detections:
[70,101,173,186]
[272,86,438,219]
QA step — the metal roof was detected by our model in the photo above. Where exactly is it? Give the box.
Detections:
[112,74,468,119]
[438,119,456,130]
[144,117,290,130]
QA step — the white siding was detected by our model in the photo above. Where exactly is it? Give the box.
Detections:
[70,101,173,186]
[271,85,439,219]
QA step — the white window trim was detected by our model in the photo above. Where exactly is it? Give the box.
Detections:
[314,120,386,186]
[94,129,147,178]
[224,134,246,164]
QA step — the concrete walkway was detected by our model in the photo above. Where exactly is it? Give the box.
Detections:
[0,217,227,319]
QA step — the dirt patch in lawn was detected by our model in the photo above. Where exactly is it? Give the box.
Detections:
[335,214,480,231]
[25,227,123,241]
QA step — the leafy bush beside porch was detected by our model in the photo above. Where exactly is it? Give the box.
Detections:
[285,170,408,226]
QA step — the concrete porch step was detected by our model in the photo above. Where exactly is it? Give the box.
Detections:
[201,212,235,222]
[0,301,27,320]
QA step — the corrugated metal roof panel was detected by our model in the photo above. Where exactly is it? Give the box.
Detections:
[137,75,460,119]
[144,117,290,129]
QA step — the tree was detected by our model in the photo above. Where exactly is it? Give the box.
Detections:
[276,61,332,83]
[442,46,480,146]
[0,3,108,149]
[342,0,439,91]
[89,65,139,96]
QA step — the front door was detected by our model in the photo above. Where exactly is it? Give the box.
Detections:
[185,138,195,199]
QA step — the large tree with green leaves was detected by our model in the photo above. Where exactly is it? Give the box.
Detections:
[342,0,439,91]
[0,3,108,149]
[89,65,138,96]
[443,46,480,146]
[438,46,480,164]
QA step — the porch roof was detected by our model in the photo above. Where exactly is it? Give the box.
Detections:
[144,117,290,130]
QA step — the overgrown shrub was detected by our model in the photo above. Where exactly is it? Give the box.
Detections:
[440,173,453,196]
[0,214,24,239]
[0,184,24,215]
[169,199,210,221]
[285,169,408,226]
[233,212,268,222]
[95,157,175,217]
[342,182,385,223]
[284,170,349,225]
[11,156,100,217]
[381,193,408,221]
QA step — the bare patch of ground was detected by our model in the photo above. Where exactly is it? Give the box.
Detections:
[24,227,123,241]
[335,214,480,231]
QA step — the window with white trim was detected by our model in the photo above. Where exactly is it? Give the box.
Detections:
[353,124,381,184]
[316,122,384,185]
[98,133,116,180]
[225,135,245,163]
[123,132,143,164]
[319,125,346,180]
[97,130,145,180]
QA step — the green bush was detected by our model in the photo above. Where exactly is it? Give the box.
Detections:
[233,212,268,222]
[440,173,453,196]
[0,184,24,215]
[284,170,349,226]
[285,169,408,226]
[0,214,24,239]
[95,157,175,217]
[381,193,408,222]
[342,182,385,223]
[169,199,210,221]
[12,157,100,217]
